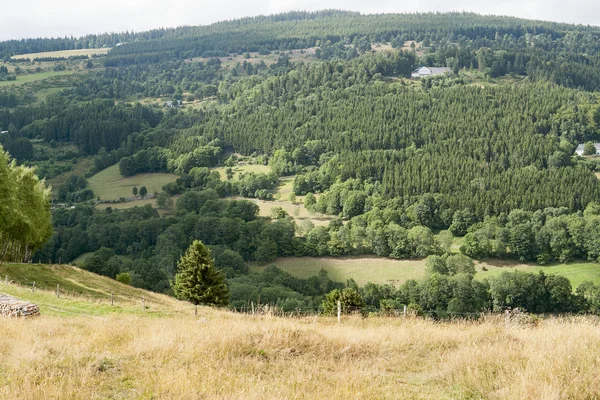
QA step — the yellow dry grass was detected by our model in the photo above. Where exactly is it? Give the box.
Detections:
[11,48,111,60]
[1,312,600,399]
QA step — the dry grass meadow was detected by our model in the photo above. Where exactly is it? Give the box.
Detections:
[2,310,600,399]
[11,48,111,60]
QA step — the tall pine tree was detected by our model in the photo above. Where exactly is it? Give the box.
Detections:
[171,240,229,308]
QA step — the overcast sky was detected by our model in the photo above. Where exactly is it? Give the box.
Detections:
[1,0,599,41]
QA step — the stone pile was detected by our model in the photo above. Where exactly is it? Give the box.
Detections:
[0,294,40,317]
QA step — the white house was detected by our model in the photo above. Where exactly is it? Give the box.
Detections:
[411,66,452,78]
[575,143,600,156]
[0,131,8,134]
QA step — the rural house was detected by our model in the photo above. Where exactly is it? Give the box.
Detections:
[411,66,452,78]
[164,100,182,108]
[575,143,600,156]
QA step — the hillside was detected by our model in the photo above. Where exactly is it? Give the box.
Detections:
[2,9,600,318]
[0,263,188,317]
[1,263,598,398]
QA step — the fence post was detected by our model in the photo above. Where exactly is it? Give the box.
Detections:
[56,284,60,298]
[142,296,146,312]
[251,301,255,318]
[337,301,341,324]
[4,275,7,286]
[403,304,407,319]
[111,291,114,306]
[32,281,35,292]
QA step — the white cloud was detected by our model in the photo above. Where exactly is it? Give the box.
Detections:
[0,0,599,41]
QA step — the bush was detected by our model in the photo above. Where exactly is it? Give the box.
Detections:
[116,272,132,285]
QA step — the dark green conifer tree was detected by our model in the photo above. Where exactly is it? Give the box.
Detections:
[171,240,229,308]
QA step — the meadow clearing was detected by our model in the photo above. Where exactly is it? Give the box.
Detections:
[253,256,600,287]
[0,70,75,86]
[88,164,178,200]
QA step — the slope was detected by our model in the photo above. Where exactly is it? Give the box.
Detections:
[0,263,189,317]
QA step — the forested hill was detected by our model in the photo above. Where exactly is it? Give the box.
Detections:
[2,11,600,311]
[2,10,599,57]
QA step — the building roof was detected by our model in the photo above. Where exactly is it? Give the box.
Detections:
[575,143,600,155]
[411,66,452,77]
[426,67,451,74]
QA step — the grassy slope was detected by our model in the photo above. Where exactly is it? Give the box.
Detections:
[1,257,599,398]
[252,256,600,288]
[0,263,188,317]
[88,164,177,200]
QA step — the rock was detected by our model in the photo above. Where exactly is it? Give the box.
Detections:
[0,294,40,318]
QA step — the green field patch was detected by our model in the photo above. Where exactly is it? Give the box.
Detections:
[476,259,600,288]
[88,164,177,200]
[0,70,75,86]
[251,256,427,285]
[251,256,600,288]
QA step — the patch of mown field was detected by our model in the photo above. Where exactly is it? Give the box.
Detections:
[251,257,427,285]
[252,256,600,288]
[88,164,177,200]
[11,48,111,60]
[475,259,600,289]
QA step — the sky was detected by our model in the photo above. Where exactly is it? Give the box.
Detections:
[1,0,599,41]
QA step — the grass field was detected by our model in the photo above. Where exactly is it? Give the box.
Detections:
[2,305,600,398]
[2,262,600,398]
[252,257,426,285]
[11,48,111,60]
[476,259,600,289]
[0,70,75,86]
[0,263,184,317]
[252,256,600,288]
[88,164,177,200]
